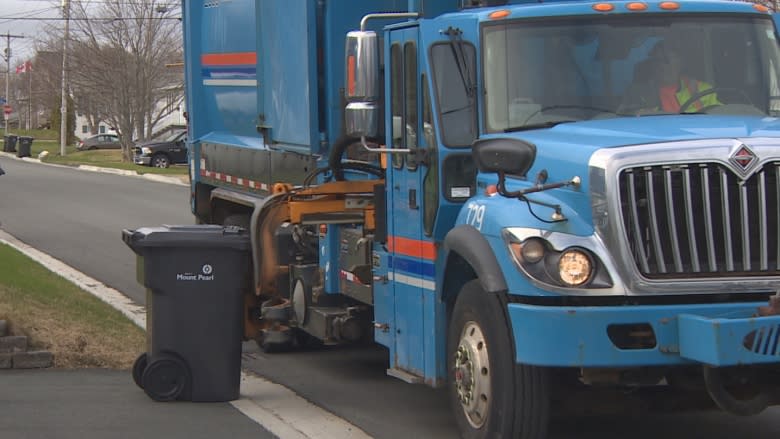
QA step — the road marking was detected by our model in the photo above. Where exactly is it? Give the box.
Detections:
[0,229,372,439]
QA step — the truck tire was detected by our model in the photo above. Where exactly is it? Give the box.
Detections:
[448,280,549,439]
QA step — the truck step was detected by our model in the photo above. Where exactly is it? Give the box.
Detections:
[386,368,423,384]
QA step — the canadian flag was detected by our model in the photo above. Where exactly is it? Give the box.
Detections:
[15,61,32,74]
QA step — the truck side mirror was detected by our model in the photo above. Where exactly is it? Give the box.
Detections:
[472,138,536,177]
[344,30,379,138]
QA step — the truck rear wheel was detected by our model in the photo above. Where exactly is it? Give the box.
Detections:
[448,280,549,439]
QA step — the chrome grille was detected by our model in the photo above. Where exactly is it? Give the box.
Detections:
[618,162,780,278]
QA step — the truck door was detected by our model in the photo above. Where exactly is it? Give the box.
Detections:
[385,25,436,378]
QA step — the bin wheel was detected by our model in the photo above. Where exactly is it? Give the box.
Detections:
[132,352,148,389]
[141,353,191,402]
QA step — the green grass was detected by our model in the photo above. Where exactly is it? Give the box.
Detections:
[29,141,189,176]
[3,131,188,177]
[0,243,145,368]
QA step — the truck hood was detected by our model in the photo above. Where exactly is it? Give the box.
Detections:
[475,115,780,237]
[136,140,171,149]
[496,115,780,181]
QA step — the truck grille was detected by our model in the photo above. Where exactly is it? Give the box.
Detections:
[618,162,780,278]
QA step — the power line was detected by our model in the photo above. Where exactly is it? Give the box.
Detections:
[0,16,181,21]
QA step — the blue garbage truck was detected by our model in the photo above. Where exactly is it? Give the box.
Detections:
[183,0,780,436]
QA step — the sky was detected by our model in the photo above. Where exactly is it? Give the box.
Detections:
[0,0,61,66]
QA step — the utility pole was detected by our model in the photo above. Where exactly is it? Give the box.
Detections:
[60,0,71,156]
[1,32,25,142]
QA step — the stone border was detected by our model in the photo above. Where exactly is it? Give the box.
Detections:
[0,322,54,369]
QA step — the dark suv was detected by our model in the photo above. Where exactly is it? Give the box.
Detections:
[133,130,187,168]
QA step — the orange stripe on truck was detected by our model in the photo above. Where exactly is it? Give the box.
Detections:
[201,52,257,66]
[387,236,437,261]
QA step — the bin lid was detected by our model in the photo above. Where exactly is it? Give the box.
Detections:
[122,225,251,252]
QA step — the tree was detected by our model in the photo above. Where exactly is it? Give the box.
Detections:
[65,0,183,161]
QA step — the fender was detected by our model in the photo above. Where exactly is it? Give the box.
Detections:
[442,224,508,296]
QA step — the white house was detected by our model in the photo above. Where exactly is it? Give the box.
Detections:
[74,96,186,141]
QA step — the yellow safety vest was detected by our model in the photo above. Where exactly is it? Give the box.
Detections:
[669,77,720,112]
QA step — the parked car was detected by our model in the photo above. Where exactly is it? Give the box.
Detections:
[133,130,187,168]
[77,134,121,151]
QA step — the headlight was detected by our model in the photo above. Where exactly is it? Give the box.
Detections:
[504,231,611,289]
[557,249,593,286]
[141,147,152,155]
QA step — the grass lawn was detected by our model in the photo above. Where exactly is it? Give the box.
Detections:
[3,128,187,177]
[0,243,145,368]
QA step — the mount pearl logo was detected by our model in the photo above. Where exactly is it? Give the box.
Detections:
[176,264,215,281]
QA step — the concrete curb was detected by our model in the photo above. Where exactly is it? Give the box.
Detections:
[0,150,188,186]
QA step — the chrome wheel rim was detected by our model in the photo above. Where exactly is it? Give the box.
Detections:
[453,321,491,429]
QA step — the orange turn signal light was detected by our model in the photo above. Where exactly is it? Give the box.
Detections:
[626,2,648,11]
[754,4,769,12]
[659,1,680,10]
[485,184,498,196]
[489,10,511,19]
[593,3,615,12]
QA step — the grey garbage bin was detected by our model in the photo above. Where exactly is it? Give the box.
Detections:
[122,225,251,402]
[16,136,33,158]
[3,134,17,153]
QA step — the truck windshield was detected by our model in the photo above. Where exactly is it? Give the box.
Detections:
[482,15,780,132]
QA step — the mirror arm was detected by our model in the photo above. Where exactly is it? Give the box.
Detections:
[497,174,581,198]
[360,13,419,31]
[518,176,581,195]
[360,136,411,153]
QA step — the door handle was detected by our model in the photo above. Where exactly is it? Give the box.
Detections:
[408,189,418,210]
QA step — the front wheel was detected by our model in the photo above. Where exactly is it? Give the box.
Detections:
[448,280,549,439]
[151,154,170,168]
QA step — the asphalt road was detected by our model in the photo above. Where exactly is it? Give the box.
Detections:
[1,156,780,439]
[0,369,275,439]
[0,159,192,304]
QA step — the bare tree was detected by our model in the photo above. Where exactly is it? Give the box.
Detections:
[65,0,182,160]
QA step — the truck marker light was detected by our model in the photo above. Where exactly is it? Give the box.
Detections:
[626,2,648,11]
[753,4,769,12]
[593,3,615,12]
[558,249,593,287]
[485,185,498,196]
[659,1,680,10]
[488,10,510,20]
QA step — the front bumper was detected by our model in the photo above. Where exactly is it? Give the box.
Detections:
[133,155,151,166]
[509,301,780,367]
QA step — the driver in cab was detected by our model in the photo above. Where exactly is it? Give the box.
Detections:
[628,41,722,114]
